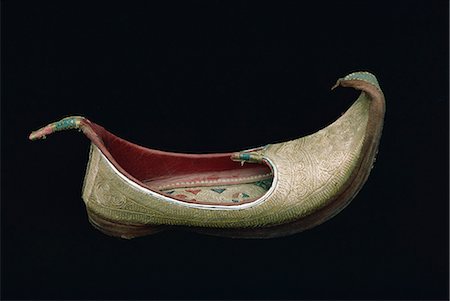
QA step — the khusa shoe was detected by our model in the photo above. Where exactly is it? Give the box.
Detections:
[29,71,385,239]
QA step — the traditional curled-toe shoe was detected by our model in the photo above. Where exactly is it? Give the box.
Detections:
[29,71,385,239]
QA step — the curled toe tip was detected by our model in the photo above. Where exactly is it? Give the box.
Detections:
[29,130,47,141]
[331,80,341,90]
[28,132,37,141]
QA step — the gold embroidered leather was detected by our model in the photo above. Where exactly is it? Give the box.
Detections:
[30,71,385,239]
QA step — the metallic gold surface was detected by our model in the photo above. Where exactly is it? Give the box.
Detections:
[82,92,370,228]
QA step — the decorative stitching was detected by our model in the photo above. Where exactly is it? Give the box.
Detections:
[155,172,274,190]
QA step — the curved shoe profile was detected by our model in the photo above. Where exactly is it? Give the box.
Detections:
[29,71,385,239]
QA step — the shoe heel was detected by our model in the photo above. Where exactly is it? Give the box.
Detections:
[87,210,166,239]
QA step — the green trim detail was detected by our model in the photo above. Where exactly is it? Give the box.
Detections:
[55,117,78,131]
[240,153,251,161]
[344,71,380,90]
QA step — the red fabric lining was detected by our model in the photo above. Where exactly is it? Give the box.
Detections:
[86,121,272,185]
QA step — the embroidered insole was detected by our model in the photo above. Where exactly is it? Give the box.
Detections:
[143,167,274,205]
[159,178,273,205]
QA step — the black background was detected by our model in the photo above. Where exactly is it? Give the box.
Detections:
[2,1,449,300]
